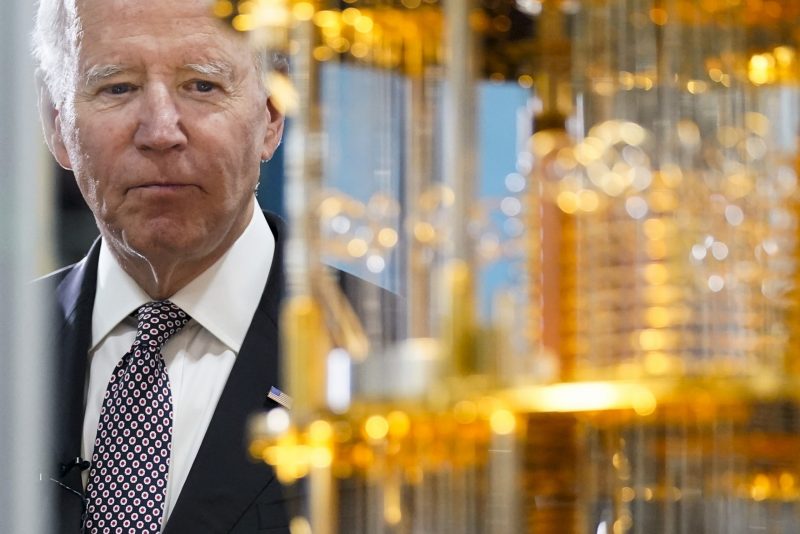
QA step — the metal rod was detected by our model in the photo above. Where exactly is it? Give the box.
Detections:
[0,2,55,532]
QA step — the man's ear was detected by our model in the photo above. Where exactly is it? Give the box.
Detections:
[36,72,73,170]
[260,95,285,162]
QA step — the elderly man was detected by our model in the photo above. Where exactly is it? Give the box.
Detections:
[34,0,295,531]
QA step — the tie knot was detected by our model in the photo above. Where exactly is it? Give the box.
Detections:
[134,300,191,351]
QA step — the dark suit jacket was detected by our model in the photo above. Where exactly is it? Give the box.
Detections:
[45,212,294,533]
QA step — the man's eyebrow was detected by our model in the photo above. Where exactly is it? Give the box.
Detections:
[183,61,235,81]
[83,64,128,87]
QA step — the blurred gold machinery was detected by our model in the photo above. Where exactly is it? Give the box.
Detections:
[217,0,800,532]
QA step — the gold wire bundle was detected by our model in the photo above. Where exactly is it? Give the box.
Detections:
[220,0,800,532]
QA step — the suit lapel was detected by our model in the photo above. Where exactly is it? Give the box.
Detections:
[50,239,101,529]
[164,212,286,533]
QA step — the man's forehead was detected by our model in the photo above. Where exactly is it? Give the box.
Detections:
[76,0,212,21]
[73,1,250,69]
[74,0,240,44]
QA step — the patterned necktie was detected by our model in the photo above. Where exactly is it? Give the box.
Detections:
[84,301,190,533]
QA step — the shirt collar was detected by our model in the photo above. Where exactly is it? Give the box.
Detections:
[91,199,275,352]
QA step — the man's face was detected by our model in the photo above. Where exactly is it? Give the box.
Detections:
[50,0,283,269]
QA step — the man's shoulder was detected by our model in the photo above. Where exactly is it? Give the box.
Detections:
[34,252,94,292]
[34,240,101,322]
[261,210,286,241]
[36,263,80,286]
[333,268,404,343]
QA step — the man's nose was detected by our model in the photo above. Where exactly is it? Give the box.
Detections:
[134,84,188,152]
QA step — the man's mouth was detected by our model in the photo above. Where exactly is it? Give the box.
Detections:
[128,183,196,193]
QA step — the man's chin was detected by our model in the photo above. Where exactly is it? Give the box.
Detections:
[113,225,211,264]
[100,212,243,279]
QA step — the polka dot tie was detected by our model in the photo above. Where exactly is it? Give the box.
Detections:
[84,301,190,533]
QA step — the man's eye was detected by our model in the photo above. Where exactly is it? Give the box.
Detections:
[193,80,216,93]
[106,83,133,95]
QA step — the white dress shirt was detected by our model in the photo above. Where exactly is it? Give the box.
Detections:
[81,200,274,527]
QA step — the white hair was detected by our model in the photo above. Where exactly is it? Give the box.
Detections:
[32,0,81,109]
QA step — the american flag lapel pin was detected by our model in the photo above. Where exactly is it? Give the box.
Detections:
[267,386,293,409]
